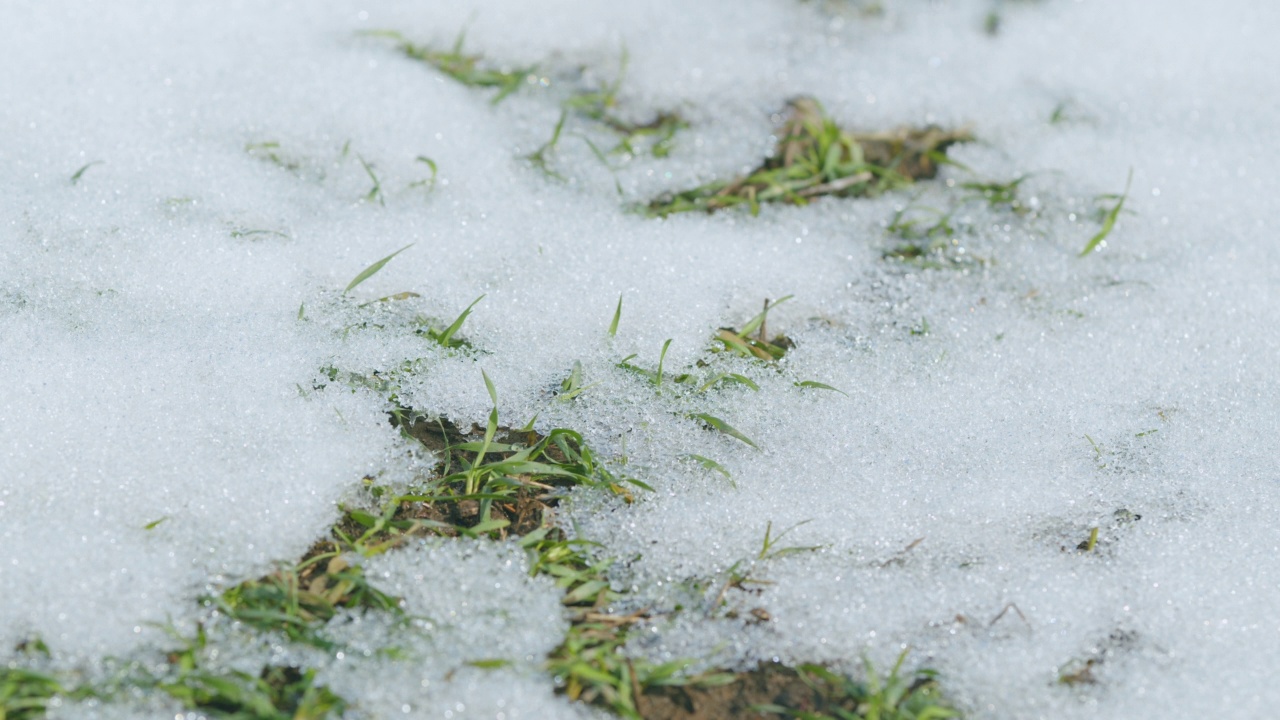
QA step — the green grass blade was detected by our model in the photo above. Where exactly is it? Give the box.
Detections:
[344,244,413,294]
[70,160,104,184]
[655,338,672,386]
[685,454,731,479]
[690,413,757,448]
[739,294,794,338]
[1080,168,1133,257]
[795,380,847,396]
[437,295,485,346]
[608,294,623,337]
[482,369,498,407]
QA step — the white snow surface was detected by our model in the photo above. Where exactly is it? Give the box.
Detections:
[2,0,1278,718]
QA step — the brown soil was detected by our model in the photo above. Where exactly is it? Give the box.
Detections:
[637,663,869,720]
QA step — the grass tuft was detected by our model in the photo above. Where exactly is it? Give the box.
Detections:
[646,98,971,217]
[364,29,534,104]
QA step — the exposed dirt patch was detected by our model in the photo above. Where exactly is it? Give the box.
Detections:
[637,661,954,720]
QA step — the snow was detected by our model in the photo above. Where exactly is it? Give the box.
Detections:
[3,0,1278,717]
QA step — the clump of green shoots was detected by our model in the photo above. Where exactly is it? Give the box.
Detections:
[207,551,403,651]
[646,97,972,217]
[527,49,688,180]
[882,174,1035,268]
[755,653,960,720]
[151,625,348,719]
[363,30,534,104]
[1,666,67,720]
[563,49,688,159]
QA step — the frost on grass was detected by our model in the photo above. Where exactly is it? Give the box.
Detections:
[4,0,1280,718]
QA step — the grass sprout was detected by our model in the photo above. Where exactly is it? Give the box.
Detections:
[1080,168,1133,257]
[417,295,484,348]
[344,244,413,295]
[343,243,412,294]
[715,295,794,361]
[608,294,623,337]
[208,553,403,651]
[69,160,103,185]
[365,29,533,104]
[410,155,438,192]
[1,667,66,720]
[153,626,348,719]
[245,141,301,173]
[646,98,971,217]
[690,412,758,448]
[356,154,384,206]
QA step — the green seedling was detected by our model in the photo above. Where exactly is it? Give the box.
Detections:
[230,228,290,240]
[143,516,170,530]
[961,173,1031,213]
[1080,168,1133,256]
[410,155,438,192]
[364,29,534,104]
[608,294,623,337]
[715,295,794,362]
[690,412,757,448]
[412,294,484,348]
[529,526,730,719]
[558,361,600,401]
[646,98,971,217]
[685,454,732,481]
[245,141,301,173]
[759,520,822,561]
[70,160,103,185]
[696,372,759,393]
[795,380,847,395]
[528,110,569,180]
[356,154,384,206]
[1080,526,1100,553]
[564,48,688,159]
[617,338,674,387]
[209,552,403,651]
[344,244,413,295]
[151,626,348,719]
[0,667,65,720]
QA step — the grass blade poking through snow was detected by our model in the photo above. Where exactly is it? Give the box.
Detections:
[70,160,103,185]
[608,294,623,337]
[430,295,485,348]
[1080,168,1133,257]
[344,244,413,295]
[690,413,757,448]
[646,98,971,217]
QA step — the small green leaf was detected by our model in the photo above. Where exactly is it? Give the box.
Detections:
[690,413,757,448]
[482,369,498,407]
[466,659,512,669]
[795,380,847,396]
[655,338,672,386]
[412,155,438,191]
[70,160,104,184]
[344,244,414,294]
[1080,168,1133,257]
[144,516,170,530]
[685,454,731,479]
[436,295,484,346]
[608,294,623,337]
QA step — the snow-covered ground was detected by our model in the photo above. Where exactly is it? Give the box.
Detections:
[3,0,1278,718]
